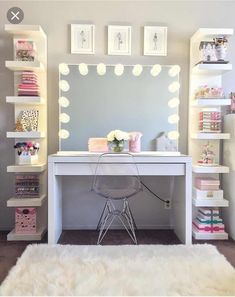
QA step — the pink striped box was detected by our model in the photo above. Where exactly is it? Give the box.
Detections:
[88,138,108,152]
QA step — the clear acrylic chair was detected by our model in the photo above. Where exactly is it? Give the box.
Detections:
[91,152,142,244]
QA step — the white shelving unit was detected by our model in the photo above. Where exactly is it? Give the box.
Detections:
[5,24,47,241]
[189,28,233,240]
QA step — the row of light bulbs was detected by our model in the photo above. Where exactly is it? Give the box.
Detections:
[59,63,181,78]
[59,79,180,93]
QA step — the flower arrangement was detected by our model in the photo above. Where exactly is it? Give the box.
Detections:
[198,142,216,165]
[107,130,129,153]
[14,142,40,156]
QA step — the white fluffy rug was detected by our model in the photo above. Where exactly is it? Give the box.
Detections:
[1,244,235,296]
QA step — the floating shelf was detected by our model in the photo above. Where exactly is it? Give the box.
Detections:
[6,96,45,105]
[191,133,230,140]
[193,198,229,207]
[6,131,45,139]
[191,28,234,42]
[193,165,229,174]
[7,194,46,207]
[192,63,232,75]
[192,228,228,240]
[5,60,45,72]
[5,24,46,38]
[7,164,47,173]
[191,99,231,107]
[7,226,46,241]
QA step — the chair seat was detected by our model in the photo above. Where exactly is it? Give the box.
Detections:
[96,187,138,199]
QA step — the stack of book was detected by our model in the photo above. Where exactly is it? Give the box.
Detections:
[193,208,225,234]
[199,111,221,132]
[17,71,40,97]
[15,174,40,198]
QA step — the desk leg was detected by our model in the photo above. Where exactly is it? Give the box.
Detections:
[48,162,62,244]
[173,162,192,245]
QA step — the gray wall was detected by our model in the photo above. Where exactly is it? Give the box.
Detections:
[0,0,235,230]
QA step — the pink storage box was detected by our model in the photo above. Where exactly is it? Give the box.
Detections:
[88,138,108,152]
[15,207,36,234]
[193,220,224,233]
[195,177,220,190]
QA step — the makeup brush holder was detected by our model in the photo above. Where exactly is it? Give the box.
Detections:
[129,132,143,153]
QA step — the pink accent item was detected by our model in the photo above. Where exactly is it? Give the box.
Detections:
[129,132,143,153]
[195,177,220,190]
[88,138,108,152]
[15,207,36,234]
[193,220,224,233]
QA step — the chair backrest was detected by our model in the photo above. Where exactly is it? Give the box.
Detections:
[92,152,142,199]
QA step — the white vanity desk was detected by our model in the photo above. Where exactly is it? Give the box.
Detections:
[48,151,192,245]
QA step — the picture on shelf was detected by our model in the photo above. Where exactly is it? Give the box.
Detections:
[15,109,39,132]
[197,141,217,166]
[14,38,37,61]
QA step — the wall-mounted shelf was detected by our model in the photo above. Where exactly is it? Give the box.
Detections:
[193,198,229,207]
[192,63,232,75]
[191,28,234,42]
[192,228,228,240]
[6,96,45,105]
[5,24,46,38]
[5,24,48,242]
[7,194,46,207]
[6,131,45,139]
[193,165,229,174]
[5,61,45,72]
[191,133,231,140]
[7,164,47,173]
[7,226,46,241]
[191,99,231,107]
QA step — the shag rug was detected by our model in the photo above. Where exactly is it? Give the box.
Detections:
[1,244,235,296]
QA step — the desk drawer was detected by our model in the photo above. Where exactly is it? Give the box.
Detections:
[54,163,185,176]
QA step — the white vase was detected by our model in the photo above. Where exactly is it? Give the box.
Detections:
[17,154,38,165]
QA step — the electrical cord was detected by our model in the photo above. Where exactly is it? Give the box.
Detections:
[141,181,170,205]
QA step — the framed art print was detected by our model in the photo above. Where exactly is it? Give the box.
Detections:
[108,25,132,55]
[71,24,95,54]
[144,26,167,56]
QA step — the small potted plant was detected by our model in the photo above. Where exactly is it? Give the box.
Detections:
[107,129,129,153]
[14,142,40,165]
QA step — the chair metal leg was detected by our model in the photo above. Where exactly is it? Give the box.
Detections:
[96,201,108,231]
[97,198,137,245]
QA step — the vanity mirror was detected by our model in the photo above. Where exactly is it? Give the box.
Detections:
[58,63,180,151]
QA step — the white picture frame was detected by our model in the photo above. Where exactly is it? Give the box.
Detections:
[71,24,95,54]
[108,25,132,55]
[144,26,167,56]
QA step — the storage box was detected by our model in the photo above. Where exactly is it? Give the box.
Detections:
[198,207,219,216]
[193,187,223,199]
[193,219,224,233]
[88,138,108,152]
[15,207,36,234]
[195,177,220,190]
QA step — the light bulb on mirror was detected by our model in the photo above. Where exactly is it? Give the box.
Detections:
[59,80,70,92]
[60,113,70,123]
[114,64,124,76]
[168,81,180,93]
[58,96,70,108]
[168,114,180,124]
[97,63,106,76]
[59,63,70,75]
[150,64,162,77]
[132,64,143,77]
[168,97,180,108]
[78,63,88,76]
[168,130,180,140]
[168,65,181,77]
[58,129,70,139]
